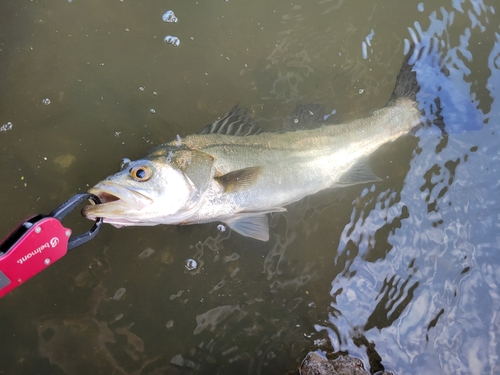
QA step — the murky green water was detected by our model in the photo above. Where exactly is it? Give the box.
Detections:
[1,0,499,374]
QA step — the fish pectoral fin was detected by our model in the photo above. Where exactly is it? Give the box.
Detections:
[337,156,382,186]
[225,214,270,241]
[215,166,262,193]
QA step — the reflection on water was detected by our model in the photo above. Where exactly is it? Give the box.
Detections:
[0,0,499,374]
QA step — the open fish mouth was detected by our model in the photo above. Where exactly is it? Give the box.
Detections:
[82,181,154,221]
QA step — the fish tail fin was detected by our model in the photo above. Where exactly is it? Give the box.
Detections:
[386,44,420,106]
[388,37,483,134]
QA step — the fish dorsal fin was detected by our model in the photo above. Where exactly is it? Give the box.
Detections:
[198,106,263,136]
[337,156,381,186]
[215,166,262,193]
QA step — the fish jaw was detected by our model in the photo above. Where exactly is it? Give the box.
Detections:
[82,181,155,226]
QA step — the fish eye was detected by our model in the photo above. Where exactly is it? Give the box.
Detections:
[120,158,131,170]
[130,165,152,181]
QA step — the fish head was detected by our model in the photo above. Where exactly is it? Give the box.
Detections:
[83,149,213,226]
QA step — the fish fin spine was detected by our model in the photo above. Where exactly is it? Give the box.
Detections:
[198,105,263,136]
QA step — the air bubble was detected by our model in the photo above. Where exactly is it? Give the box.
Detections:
[0,122,13,132]
[164,35,180,47]
[162,10,178,23]
[138,247,155,259]
[166,151,174,163]
[150,108,156,114]
[139,86,145,92]
[223,252,240,263]
[217,224,226,233]
[42,98,51,105]
[185,259,198,271]
[112,288,126,301]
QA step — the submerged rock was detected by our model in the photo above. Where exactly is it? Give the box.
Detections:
[299,352,392,375]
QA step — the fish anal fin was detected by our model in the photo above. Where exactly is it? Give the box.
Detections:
[337,156,382,186]
[215,166,262,193]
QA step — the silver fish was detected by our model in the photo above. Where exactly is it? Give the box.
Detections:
[82,49,438,241]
